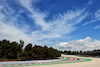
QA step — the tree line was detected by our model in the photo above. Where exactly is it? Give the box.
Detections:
[0,39,61,60]
[62,50,100,57]
[61,50,87,55]
[83,49,100,57]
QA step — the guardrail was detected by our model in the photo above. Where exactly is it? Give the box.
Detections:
[0,58,64,66]
[0,56,91,67]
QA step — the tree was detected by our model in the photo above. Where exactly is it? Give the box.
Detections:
[8,42,21,59]
[24,43,34,59]
[0,39,10,58]
[0,39,24,59]
[19,40,24,47]
[0,39,61,60]
[44,46,49,58]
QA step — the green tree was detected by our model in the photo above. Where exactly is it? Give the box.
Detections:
[24,43,34,59]
[0,39,61,60]
[19,40,24,48]
[0,39,10,58]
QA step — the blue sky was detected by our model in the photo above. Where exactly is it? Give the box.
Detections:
[0,0,100,51]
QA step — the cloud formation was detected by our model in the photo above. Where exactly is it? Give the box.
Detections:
[83,8,100,26]
[95,25,100,29]
[0,0,100,49]
[56,37,100,51]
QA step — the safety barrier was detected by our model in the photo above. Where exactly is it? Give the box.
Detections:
[0,58,65,66]
[0,57,90,67]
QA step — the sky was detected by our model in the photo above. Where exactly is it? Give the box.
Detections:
[0,0,100,51]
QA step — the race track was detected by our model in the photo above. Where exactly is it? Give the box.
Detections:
[1,54,100,67]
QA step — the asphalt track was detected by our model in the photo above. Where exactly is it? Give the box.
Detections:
[0,55,91,67]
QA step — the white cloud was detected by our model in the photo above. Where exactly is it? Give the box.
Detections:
[29,8,87,41]
[0,0,98,48]
[0,1,34,45]
[50,9,87,35]
[17,0,50,31]
[0,21,33,45]
[95,9,100,19]
[17,0,87,40]
[94,25,100,29]
[83,8,100,26]
[56,37,100,51]
[88,0,93,5]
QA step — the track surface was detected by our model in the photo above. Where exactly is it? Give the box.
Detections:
[24,55,100,67]
[0,54,92,67]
